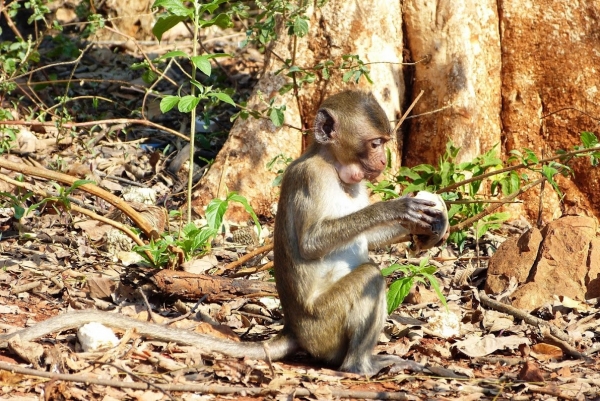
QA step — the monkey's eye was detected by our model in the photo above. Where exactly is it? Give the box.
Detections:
[370,138,384,148]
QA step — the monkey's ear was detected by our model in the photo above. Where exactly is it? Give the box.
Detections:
[314,109,338,144]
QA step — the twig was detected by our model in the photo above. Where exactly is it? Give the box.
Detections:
[0,361,411,399]
[438,146,596,194]
[479,291,583,346]
[539,326,591,361]
[0,0,23,40]
[1,119,190,142]
[164,295,208,324]
[137,288,160,323]
[0,158,157,239]
[230,261,274,278]
[527,385,580,401]
[392,90,424,134]
[0,172,154,262]
[450,177,545,233]
[220,243,274,273]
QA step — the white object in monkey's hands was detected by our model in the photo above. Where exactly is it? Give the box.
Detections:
[77,322,119,352]
[411,191,449,251]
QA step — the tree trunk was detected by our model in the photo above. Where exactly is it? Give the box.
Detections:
[499,0,600,223]
[403,0,502,166]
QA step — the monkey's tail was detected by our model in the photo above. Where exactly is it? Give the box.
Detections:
[0,310,299,361]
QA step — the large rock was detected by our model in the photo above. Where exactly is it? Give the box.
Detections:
[485,216,599,310]
[486,228,542,294]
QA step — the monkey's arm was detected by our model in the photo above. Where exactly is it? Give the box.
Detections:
[0,310,298,360]
[298,197,441,260]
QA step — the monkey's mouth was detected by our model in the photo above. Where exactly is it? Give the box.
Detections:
[361,166,383,181]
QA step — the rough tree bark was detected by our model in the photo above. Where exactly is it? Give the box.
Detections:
[402,0,502,166]
[499,0,600,223]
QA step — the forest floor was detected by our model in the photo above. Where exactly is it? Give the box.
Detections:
[0,3,599,401]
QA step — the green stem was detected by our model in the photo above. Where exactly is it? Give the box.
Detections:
[187,0,201,223]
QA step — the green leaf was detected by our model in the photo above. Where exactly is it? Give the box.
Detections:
[152,0,191,16]
[206,198,228,231]
[152,15,186,42]
[581,131,598,148]
[227,193,262,239]
[66,179,95,195]
[159,50,188,60]
[421,273,448,309]
[293,17,309,37]
[210,92,236,107]
[160,95,180,113]
[200,13,233,29]
[387,278,413,314]
[191,55,212,76]
[177,95,200,113]
[269,108,284,126]
[381,264,401,277]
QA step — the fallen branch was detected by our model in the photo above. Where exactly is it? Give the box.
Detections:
[0,361,410,399]
[0,158,158,239]
[478,291,590,361]
[0,171,156,264]
[149,269,277,301]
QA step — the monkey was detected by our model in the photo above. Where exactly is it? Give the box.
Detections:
[272,89,448,375]
[0,90,451,377]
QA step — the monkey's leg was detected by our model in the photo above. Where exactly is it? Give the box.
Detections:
[297,263,424,375]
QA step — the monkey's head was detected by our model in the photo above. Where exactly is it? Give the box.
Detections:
[314,90,392,184]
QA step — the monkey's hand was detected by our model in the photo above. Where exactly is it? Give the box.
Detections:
[409,192,449,251]
[391,195,444,234]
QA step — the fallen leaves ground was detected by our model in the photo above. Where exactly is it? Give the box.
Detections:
[1,4,599,401]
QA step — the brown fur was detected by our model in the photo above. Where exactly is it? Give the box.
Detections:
[273,90,446,374]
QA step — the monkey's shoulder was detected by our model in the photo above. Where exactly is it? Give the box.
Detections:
[282,152,338,188]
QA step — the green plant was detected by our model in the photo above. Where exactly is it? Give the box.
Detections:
[369,142,511,249]
[369,133,600,250]
[383,258,447,314]
[150,0,241,222]
[134,192,261,267]
[266,153,293,186]
[0,179,93,221]
[0,109,18,153]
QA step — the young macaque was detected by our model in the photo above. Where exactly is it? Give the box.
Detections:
[0,90,450,377]
[273,90,448,374]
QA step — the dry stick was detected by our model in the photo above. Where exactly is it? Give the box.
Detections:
[527,385,580,401]
[449,177,545,233]
[479,291,590,360]
[0,361,411,400]
[0,1,23,40]
[539,326,590,361]
[221,243,274,272]
[230,261,274,278]
[392,90,424,134]
[0,158,157,240]
[1,119,190,142]
[0,173,154,263]
[103,26,178,88]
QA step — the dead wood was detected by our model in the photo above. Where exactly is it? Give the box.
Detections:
[149,269,277,301]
